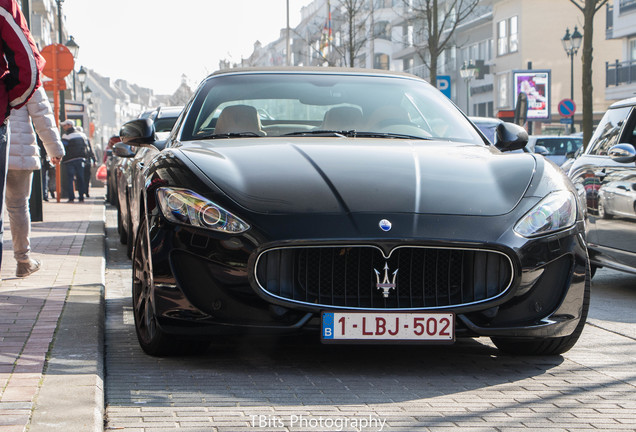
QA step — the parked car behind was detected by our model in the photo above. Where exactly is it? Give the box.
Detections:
[469,116,503,144]
[114,106,182,257]
[527,135,583,167]
[119,67,589,358]
[567,97,636,276]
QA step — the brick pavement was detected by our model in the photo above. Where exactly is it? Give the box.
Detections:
[102,204,636,432]
[0,188,105,432]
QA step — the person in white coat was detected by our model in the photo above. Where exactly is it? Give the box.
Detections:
[7,86,65,277]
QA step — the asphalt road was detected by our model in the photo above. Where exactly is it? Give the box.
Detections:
[103,205,636,432]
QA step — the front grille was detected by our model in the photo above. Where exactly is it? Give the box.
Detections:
[254,246,513,309]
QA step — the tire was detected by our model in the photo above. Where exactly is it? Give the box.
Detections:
[491,264,591,356]
[117,204,128,245]
[598,202,612,219]
[125,198,133,259]
[132,217,208,356]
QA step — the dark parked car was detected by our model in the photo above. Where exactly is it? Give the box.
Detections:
[527,135,583,167]
[114,106,183,256]
[567,96,636,276]
[469,116,503,144]
[119,67,589,357]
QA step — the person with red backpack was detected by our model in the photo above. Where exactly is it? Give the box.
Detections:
[1,0,45,274]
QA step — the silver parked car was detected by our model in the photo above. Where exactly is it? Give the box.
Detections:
[567,97,636,276]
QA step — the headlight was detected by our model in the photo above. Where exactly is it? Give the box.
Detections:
[514,191,577,237]
[156,187,250,233]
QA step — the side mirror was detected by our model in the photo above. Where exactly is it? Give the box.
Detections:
[119,118,155,146]
[534,145,549,156]
[494,122,529,152]
[113,142,135,158]
[608,143,636,164]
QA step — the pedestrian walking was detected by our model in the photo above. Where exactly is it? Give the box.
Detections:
[7,86,64,277]
[1,0,45,272]
[76,125,96,198]
[37,139,56,201]
[60,120,90,202]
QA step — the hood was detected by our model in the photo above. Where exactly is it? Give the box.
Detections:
[179,138,535,216]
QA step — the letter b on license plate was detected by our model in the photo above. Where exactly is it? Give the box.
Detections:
[321,311,454,343]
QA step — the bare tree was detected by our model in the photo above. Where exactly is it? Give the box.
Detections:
[336,0,370,67]
[568,0,609,148]
[404,0,480,86]
[290,0,370,67]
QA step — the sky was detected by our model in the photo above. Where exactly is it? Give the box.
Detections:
[63,0,313,95]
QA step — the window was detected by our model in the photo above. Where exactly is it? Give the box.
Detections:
[374,53,390,70]
[374,21,391,40]
[630,38,636,62]
[497,73,509,108]
[620,0,636,13]
[497,20,508,55]
[497,16,519,56]
[509,16,518,52]
[588,107,632,155]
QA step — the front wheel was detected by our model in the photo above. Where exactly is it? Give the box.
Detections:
[132,217,178,356]
[491,265,591,356]
[598,201,613,219]
[132,217,208,357]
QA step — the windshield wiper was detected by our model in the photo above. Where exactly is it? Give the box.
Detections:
[283,130,430,140]
[353,131,431,140]
[197,132,262,139]
[283,130,350,137]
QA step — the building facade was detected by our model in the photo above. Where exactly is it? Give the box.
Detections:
[605,0,636,100]
[244,0,622,135]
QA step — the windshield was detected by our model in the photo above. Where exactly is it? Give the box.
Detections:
[180,72,484,144]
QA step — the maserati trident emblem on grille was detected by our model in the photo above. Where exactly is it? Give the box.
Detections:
[374,263,398,298]
[379,219,392,232]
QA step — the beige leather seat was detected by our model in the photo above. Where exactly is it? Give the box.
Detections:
[366,105,411,130]
[320,106,363,131]
[214,105,265,136]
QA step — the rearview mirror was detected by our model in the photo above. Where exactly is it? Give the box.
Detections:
[609,143,636,164]
[113,142,135,158]
[119,118,156,146]
[534,145,549,156]
[494,122,528,152]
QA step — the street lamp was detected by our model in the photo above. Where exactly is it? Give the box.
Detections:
[459,61,477,115]
[77,66,87,99]
[65,35,79,57]
[65,36,79,99]
[561,26,583,133]
[83,85,92,101]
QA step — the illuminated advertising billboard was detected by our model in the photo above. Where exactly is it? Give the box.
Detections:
[513,70,551,120]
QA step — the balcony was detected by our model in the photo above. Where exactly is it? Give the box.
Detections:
[606,59,636,100]
[607,59,636,86]
[620,0,636,13]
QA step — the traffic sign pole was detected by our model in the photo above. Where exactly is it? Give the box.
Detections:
[41,43,74,203]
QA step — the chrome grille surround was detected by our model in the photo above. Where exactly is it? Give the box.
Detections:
[254,245,515,310]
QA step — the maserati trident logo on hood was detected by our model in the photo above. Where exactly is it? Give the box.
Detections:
[379,219,392,232]
[374,263,398,298]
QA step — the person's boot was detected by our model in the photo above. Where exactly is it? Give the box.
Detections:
[16,259,41,278]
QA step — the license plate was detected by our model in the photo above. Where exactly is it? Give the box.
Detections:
[321,311,455,343]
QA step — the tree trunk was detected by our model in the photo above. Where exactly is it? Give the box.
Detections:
[428,0,439,87]
[429,53,438,87]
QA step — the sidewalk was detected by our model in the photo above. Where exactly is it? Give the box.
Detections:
[0,188,105,432]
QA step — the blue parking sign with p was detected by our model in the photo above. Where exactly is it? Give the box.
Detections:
[437,75,451,99]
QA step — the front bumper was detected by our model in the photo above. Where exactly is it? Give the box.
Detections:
[147,215,588,341]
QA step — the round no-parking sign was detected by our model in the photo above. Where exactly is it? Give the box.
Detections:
[558,99,576,117]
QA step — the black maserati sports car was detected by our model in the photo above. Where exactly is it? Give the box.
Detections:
[119,68,590,357]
